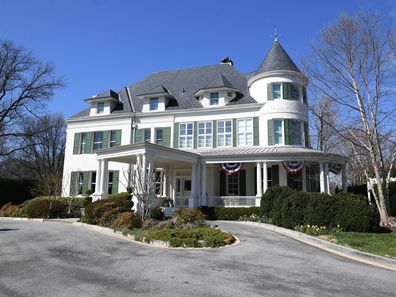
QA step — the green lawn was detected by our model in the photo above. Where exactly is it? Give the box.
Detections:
[328,232,396,259]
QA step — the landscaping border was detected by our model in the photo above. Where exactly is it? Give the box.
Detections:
[220,221,396,272]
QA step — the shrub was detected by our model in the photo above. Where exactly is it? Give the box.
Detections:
[150,207,165,220]
[271,186,298,225]
[111,212,136,228]
[303,192,336,227]
[81,196,92,208]
[276,191,311,228]
[260,185,285,217]
[108,192,132,200]
[24,198,67,218]
[0,203,25,217]
[201,206,261,220]
[175,208,206,225]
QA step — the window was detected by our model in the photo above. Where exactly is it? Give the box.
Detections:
[217,120,232,147]
[227,174,239,195]
[97,102,105,114]
[210,92,219,105]
[198,122,212,148]
[108,172,113,194]
[290,84,300,100]
[110,130,117,147]
[78,172,84,195]
[80,133,87,153]
[267,167,272,188]
[179,123,193,148]
[93,132,103,150]
[149,98,159,111]
[143,129,151,142]
[291,121,302,145]
[155,128,163,145]
[272,83,281,99]
[237,119,253,146]
[274,120,283,145]
[155,170,162,195]
[227,92,232,97]
[91,172,96,192]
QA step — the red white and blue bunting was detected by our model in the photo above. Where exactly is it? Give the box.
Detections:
[329,163,343,175]
[282,161,304,175]
[220,163,243,176]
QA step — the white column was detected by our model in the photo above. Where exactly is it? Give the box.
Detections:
[201,162,207,206]
[325,163,330,194]
[342,165,347,193]
[141,154,147,191]
[163,169,167,197]
[95,159,102,194]
[256,162,262,197]
[319,163,326,193]
[100,159,108,196]
[262,162,268,193]
[190,162,197,207]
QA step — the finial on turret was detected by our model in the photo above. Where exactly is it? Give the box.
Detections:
[272,27,279,42]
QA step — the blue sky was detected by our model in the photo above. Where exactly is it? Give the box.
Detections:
[1,0,394,117]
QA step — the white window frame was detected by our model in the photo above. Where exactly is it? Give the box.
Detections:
[291,120,302,145]
[90,171,96,193]
[273,119,283,145]
[289,84,300,101]
[97,102,105,114]
[226,173,239,195]
[197,121,212,148]
[143,128,151,142]
[80,132,87,154]
[108,171,113,194]
[217,120,233,147]
[210,92,219,105]
[179,123,194,149]
[78,172,84,195]
[110,130,116,147]
[237,118,253,146]
[149,98,159,111]
[272,83,282,99]
[155,128,163,145]
[93,131,103,150]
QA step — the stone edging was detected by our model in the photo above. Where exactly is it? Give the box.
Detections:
[219,220,396,272]
[0,217,240,250]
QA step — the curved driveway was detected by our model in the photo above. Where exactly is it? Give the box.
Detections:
[0,220,394,297]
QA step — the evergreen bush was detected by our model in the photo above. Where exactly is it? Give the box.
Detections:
[24,198,67,218]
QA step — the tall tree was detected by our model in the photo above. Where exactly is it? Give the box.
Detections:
[0,40,63,156]
[303,12,396,228]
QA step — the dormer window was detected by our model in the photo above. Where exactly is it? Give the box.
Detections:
[210,92,219,105]
[97,102,105,114]
[149,98,159,111]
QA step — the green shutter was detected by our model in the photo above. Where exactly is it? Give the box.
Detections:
[112,171,119,194]
[85,132,93,154]
[173,123,179,148]
[193,122,197,149]
[302,86,307,104]
[73,133,81,154]
[233,119,237,147]
[115,130,122,146]
[304,121,309,148]
[253,117,259,146]
[102,131,109,148]
[283,83,290,100]
[82,172,89,195]
[267,83,273,101]
[212,121,217,148]
[220,170,226,196]
[272,165,279,185]
[162,127,171,147]
[135,129,143,144]
[284,119,292,145]
[69,172,78,196]
[239,170,246,196]
[267,120,274,145]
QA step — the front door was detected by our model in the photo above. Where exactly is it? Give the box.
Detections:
[175,177,191,197]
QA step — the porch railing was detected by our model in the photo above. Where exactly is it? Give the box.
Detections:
[174,197,189,208]
[207,196,256,207]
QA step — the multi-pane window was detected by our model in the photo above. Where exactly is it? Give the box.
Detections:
[78,172,84,195]
[227,174,239,195]
[198,122,212,148]
[110,130,116,147]
[217,120,232,147]
[149,98,159,111]
[179,123,193,148]
[272,83,281,99]
[143,129,151,142]
[108,172,113,194]
[210,92,219,105]
[90,172,96,192]
[155,128,163,145]
[80,133,87,153]
[290,84,300,100]
[237,119,253,146]
[291,120,302,145]
[93,132,103,150]
[97,102,105,114]
[274,120,283,145]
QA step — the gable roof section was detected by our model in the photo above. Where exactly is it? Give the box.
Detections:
[256,40,301,75]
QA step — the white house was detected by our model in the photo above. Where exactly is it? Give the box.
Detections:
[62,40,347,208]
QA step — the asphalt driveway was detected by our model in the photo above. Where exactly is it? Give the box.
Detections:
[0,220,394,297]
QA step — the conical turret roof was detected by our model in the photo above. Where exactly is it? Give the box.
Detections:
[256,40,300,75]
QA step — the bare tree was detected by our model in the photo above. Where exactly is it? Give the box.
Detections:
[303,11,396,228]
[0,40,64,156]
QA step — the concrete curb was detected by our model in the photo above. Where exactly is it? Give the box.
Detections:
[218,220,396,272]
[0,217,240,250]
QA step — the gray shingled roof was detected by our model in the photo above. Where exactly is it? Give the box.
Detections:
[256,41,300,75]
[70,64,257,118]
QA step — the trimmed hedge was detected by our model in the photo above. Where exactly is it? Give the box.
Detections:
[24,197,67,218]
[201,206,261,221]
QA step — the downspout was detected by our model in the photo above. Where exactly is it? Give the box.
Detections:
[125,87,137,144]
